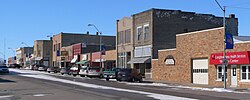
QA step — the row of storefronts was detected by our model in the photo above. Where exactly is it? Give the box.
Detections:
[152,27,250,88]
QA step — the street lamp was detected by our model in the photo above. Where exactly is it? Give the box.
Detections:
[21,42,30,67]
[88,24,102,68]
[215,0,227,89]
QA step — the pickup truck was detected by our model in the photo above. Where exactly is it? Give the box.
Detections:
[103,68,119,81]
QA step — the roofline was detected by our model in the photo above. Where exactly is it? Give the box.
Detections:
[158,48,176,52]
[176,27,223,37]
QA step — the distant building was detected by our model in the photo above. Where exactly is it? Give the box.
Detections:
[33,40,52,67]
[52,32,116,67]
[16,47,33,67]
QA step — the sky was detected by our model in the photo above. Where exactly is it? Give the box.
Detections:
[0,0,250,60]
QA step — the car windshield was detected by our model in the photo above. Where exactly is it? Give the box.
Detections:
[0,66,7,68]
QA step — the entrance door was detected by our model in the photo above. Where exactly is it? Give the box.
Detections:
[231,65,237,86]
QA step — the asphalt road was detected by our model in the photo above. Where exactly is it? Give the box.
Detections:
[0,69,249,100]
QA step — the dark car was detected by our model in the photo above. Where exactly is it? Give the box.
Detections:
[8,64,22,69]
[116,68,142,82]
[47,67,61,73]
[0,65,9,73]
[60,67,71,75]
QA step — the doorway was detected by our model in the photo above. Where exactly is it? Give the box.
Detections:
[231,65,237,87]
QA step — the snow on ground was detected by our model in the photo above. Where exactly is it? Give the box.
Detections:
[125,80,250,94]
[10,69,197,100]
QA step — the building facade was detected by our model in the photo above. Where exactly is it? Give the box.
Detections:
[16,47,33,67]
[33,40,52,67]
[122,8,238,79]
[152,27,250,88]
[52,32,116,67]
[117,17,133,69]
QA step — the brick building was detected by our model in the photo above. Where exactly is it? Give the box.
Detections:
[33,40,52,67]
[117,8,238,79]
[152,27,250,88]
[52,32,116,67]
[116,17,133,69]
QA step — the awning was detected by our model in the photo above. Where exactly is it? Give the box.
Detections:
[127,57,151,64]
[71,55,78,63]
[76,60,87,64]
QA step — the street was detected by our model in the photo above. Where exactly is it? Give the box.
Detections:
[0,69,250,100]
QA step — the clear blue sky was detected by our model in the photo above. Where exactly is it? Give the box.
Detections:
[0,0,250,60]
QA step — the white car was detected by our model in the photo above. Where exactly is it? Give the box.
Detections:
[79,66,88,77]
[86,67,103,78]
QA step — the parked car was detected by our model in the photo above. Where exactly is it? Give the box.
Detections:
[47,67,60,73]
[0,65,9,73]
[116,68,142,82]
[69,66,79,76]
[60,67,70,75]
[86,67,103,78]
[37,65,47,71]
[79,66,88,77]
[103,68,119,81]
[8,64,22,69]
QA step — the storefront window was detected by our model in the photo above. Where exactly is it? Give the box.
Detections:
[241,65,250,80]
[217,65,227,80]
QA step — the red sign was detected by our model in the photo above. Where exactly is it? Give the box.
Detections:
[210,51,250,65]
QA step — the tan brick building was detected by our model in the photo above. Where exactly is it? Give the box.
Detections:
[152,27,250,88]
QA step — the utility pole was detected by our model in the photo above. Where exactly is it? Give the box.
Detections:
[215,0,227,89]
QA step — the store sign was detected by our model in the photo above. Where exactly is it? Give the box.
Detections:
[164,55,175,65]
[61,51,68,56]
[210,51,250,65]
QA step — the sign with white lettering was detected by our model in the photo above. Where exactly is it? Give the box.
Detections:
[164,55,175,65]
[210,51,250,65]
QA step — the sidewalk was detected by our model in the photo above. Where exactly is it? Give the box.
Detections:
[143,78,250,93]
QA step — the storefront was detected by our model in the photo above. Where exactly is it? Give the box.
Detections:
[152,27,250,88]
[210,51,250,87]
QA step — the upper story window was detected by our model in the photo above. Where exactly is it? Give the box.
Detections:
[143,24,149,40]
[137,26,142,41]
[125,29,131,43]
[241,65,250,80]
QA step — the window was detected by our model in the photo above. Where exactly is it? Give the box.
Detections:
[241,65,250,80]
[137,26,142,41]
[143,24,149,40]
[217,65,227,80]
[125,29,131,43]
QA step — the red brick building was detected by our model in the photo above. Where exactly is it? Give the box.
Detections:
[152,27,250,88]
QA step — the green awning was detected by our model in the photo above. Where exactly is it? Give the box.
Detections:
[76,60,87,64]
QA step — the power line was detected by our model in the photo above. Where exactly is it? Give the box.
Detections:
[227,6,250,10]
[227,1,250,7]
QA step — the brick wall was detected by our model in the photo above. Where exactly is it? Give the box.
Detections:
[153,27,250,87]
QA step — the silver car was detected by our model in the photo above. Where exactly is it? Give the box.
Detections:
[86,67,103,78]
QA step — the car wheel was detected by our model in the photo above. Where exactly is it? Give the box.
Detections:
[61,73,64,75]
[116,79,121,82]
[106,78,109,81]
[80,75,85,77]
[73,74,76,77]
